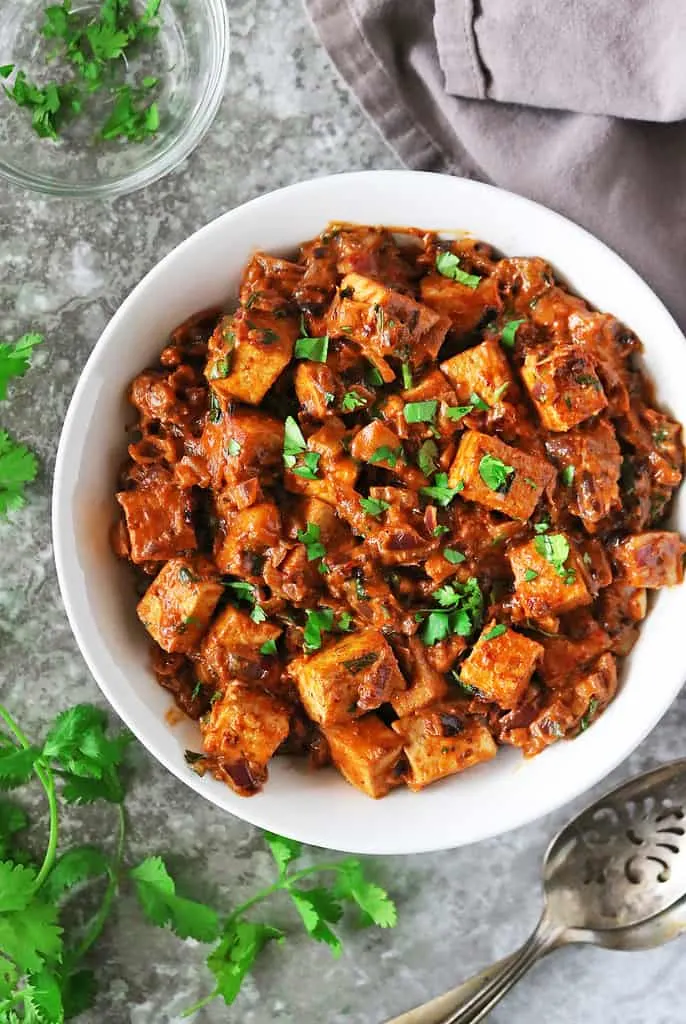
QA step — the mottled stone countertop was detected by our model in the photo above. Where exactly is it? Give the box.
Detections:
[0,0,683,1021]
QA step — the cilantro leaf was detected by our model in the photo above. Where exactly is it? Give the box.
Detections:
[294,335,329,363]
[417,439,438,476]
[479,454,515,493]
[524,568,538,581]
[25,968,64,1024]
[289,887,343,956]
[100,86,160,143]
[0,862,38,913]
[303,608,335,652]
[435,251,481,289]
[263,832,302,876]
[561,465,575,486]
[469,392,490,411]
[483,624,507,641]
[44,846,110,903]
[359,496,390,518]
[421,578,483,645]
[445,404,474,421]
[579,697,600,732]
[0,432,39,518]
[130,856,221,943]
[259,638,278,657]
[401,362,413,389]
[341,390,365,412]
[283,417,320,479]
[333,858,397,928]
[208,919,284,1007]
[404,400,437,424]
[443,548,466,565]
[368,445,403,468]
[501,319,525,349]
[534,533,575,582]
[0,333,43,401]
[0,745,40,790]
[297,522,326,561]
[0,898,62,973]
[420,472,464,507]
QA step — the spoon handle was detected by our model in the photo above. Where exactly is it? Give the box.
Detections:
[385,916,561,1024]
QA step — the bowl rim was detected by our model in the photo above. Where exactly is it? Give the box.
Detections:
[0,0,230,199]
[52,170,686,854]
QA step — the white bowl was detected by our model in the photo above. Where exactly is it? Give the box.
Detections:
[53,171,686,855]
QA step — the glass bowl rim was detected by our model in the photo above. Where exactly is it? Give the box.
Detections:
[0,0,230,200]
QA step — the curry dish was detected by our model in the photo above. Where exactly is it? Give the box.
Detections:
[112,224,685,799]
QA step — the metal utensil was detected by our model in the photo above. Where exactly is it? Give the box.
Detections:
[386,760,686,1024]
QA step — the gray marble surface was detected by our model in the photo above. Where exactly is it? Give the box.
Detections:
[0,0,683,1021]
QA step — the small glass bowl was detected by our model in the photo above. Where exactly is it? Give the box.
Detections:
[0,0,230,198]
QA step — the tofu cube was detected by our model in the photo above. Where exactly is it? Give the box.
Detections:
[215,503,282,577]
[206,311,297,405]
[197,605,282,688]
[137,557,223,654]
[284,419,358,506]
[391,637,448,717]
[290,629,405,726]
[199,681,290,796]
[460,621,543,709]
[202,407,284,490]
[294,361,338,420]
[440,337,515,407]
[117,485,196,564]
[612,531,685,588]
[520,343,607,431]
[420,272,499,337]
[324,715,404,799]
[509,536,592,618]
[545,419,621,531]
[448,431,554,521]
[392,705,497,791]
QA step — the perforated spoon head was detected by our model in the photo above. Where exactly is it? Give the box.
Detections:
[543,760,686,932]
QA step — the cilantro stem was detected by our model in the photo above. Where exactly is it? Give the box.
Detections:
[0,705,58,890]
[181,861,349,1019]
[63,804,127,973]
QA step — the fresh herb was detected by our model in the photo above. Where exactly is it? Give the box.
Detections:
[445,405,474,421]
[534,533,576,583]
[420,473,464,507]
[297,522,326,561]
[303,609,335,652]
[259,639,278,657]
[524,569,539,582]
[0,432,39,517]
[337,612,353,632]
[209,392,222,424]
[225,581,267,622]
[359,497,390,518]
[341,391,365,412]
[435,251,481,289]
[100,83,159,143]
[342,653,379,675]
[501,319,525,349]
[404,400,437,424]
[295,334,329,363]
[483,624,507,641]
[420,578,483,646]
[653,427,669,445]
[432,525,450,537]
[0,333,43,400]
[401,362,413,390]
[443,548,466,565]
[417,439,439,476]
[579,697,600,732]
[469,392,489,411]
[479,454,515,493]
[210,356,231,380]
[366,365,384,388]
[534,518,550,534]
[2,73,78,140]
[283,416,321,480]
[561,465,575,486]
[493,382,509,402]
[369,445,403,468]
[227,438,241,458]
[250,605,267,624]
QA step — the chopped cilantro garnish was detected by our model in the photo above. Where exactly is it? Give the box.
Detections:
[420,578,483,645]
[443,548,466,565]
[359,497,390,518]
[479,454,515,493]
[534,518,550,534]
[483,624,507,641]
[435,251,481,289]
[493,382,509,402]
[283,416,320,480]
[297,522,326,562]
[366,365,384,388]
[303,608,335,652]
[259,639,278,656]
[469,392,489,411]
[420,473,464,507]
[294,333,329,363]
[433,524,450,537]
[417,439,439,476]
[401,362,413,389]
[534,533,576,583]
[226,438,241,458]
[501,319,525,349]
[579,697,600,732]
[404,400,438,424]
[561,465,575,486]
[341,391,365,412]
[524,569,538,582]
[369,445,403,468]
[445,405,474,421]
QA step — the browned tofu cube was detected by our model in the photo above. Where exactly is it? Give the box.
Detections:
[137,557,223,654]
[206,310,297,405]
[324,716,404,799]
[116,485,196,564]
[448,431,554,521]
[392,705,497,791]
[391,637,448,717]
[294,361,338,420]
[290,629,405,726]
[460,621,543,709]
[199,681,290,796]
[520,343,607,431]
[612,531,685,588]
[440,337,515,407]
[197,605,282,688]
[545,419,621,531]
[420,272,499,337]
[284,418,358,506]
[214,503,282,576]
[294,497,351,555]
[509,536,592,618]
[202,406,284,490]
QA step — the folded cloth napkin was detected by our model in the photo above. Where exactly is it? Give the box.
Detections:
[305,0,686,329]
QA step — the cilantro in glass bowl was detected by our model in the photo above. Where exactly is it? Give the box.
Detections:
[0,0,229,198]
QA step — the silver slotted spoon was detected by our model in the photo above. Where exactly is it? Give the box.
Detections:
[387,759,686,1024]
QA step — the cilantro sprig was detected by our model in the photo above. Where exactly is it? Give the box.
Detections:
[283,416,321,480]
[0,332,43,518]
[0,703,398,1021]
[419,578,483,646]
